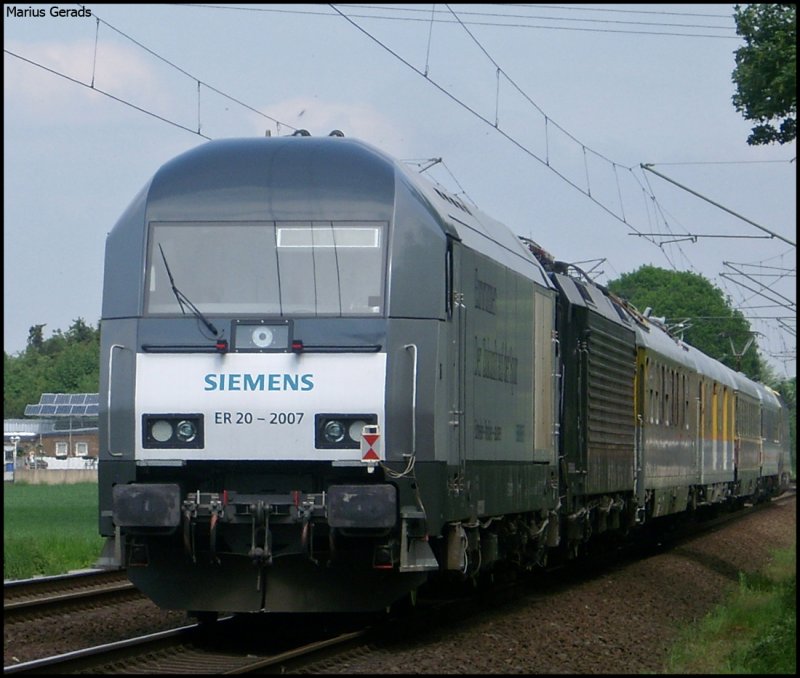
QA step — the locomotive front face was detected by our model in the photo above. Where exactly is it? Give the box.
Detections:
[99,137,444,613]
[137,220,387,463]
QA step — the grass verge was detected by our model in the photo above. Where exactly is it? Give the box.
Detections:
[665,545,796,674]
[3,481,105,580]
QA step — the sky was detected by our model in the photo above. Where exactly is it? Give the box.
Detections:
[4,3,796,379]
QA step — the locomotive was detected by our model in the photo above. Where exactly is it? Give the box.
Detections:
[97,132,792,618]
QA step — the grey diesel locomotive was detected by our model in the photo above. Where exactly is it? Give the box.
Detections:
[98,133,791,618]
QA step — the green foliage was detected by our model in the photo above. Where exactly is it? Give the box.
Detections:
[3,318,100,418]
[607,265,762,379]
[731,4,797,145]
[666,546,796,674]
[3,482,105,579]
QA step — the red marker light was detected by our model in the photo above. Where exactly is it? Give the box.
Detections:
[215,339,229,352]
[291,340,304,353]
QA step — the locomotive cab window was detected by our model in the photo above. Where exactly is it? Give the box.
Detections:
[145,221,386,317]
[276,224,384,315]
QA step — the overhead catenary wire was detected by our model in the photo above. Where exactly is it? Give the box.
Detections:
[641,164,796,247]
[198,3,740,38]
[6,6,301,140]
[327,3,793,369]
[6,4,793,371]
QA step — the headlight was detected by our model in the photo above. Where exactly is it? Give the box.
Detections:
[315,414,377,449]
[143,414,204,449]
[175,420,197,443]
[150,419,173,443]
[348,420,369,443]
[251,327,274,348]
[232,320,291,352]
[323,420,346,444]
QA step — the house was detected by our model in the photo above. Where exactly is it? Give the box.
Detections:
[5,393,99,462]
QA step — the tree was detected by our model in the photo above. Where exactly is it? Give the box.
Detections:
[731,3,797,145]
[65,317,95,343]
[27,323,46,351]
[4,319,100,418]
[607,265,762,380]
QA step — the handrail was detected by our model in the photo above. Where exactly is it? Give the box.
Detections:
[404,343,418,456]
[107,344,126,457]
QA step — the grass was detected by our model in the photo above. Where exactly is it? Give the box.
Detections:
[3,481,106,580]
[664,545,796,674]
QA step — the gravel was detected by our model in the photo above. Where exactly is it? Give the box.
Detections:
[4,494,795,673]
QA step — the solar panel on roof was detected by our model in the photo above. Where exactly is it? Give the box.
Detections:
[23,393,101,417]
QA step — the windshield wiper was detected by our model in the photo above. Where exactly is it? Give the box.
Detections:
[158,244,219,337]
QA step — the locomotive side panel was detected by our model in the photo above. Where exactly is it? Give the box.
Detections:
[383,316,462,534]
[551,274,636,499]
[457,245,558,518]
[583,312,636,494]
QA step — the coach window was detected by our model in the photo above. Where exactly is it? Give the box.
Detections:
[683,373,689,430]
[763,408,771,442]
[750,401,759,439]
[648,362,654,424]
[673,370,679,427]
[723,386,731,442]
[669,369,674,428]
[697,381,704,436]
[762,407,779,444]
[654,360,660,425]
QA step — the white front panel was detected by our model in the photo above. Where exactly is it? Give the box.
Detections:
[135,352,386,460]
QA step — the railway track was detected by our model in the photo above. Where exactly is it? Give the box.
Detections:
[4,569,140,623]
[4,619,372,674]
[4,489,794,674]
[4,570,378,674]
